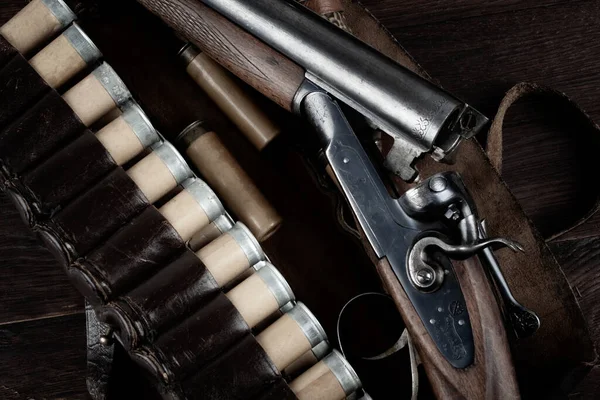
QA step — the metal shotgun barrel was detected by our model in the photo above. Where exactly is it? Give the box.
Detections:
[200,0,488,179]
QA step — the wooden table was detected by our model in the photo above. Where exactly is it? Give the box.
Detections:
[1,0,599,398]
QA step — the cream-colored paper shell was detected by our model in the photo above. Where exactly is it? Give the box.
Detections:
[160,190,211,241]
[256,313,313,371]
[29,34,86,89]
[126,152,177,204]
[63,72,117,127]
[196,231,250,286]
[96,116,145,166]
[0,0,75,54]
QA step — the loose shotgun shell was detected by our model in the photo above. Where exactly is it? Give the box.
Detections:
[126,141,194,204]
[195,222,265,287]
[256,302,328,372]
[284,340,331,377]
[188,213,234,251]
[95,102,160,166]
[226,262,295,329]
[179,44,280,151]
[178,121,282,242]
[0,0,76,55]
[159,178,226,242]
[29,22,101,89]
[63,62,132,127]
[290,350,363,400]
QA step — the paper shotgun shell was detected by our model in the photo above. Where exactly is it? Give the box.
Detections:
[227,262,295,328]
[29,22,101,89]
[195,222,265,287]
[188,213,235,251]
[96,101,160,166]
[159,177,226,242]
[177,121,283,242]
[284,340,331,377]
[63,62,132,127]
[290,350,363,400]
[256,302,328,372]
[179,43,280,151]
[0,0,76,55]
[126,141,193,204]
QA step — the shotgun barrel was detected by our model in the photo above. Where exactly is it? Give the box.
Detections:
[200,0,488,180]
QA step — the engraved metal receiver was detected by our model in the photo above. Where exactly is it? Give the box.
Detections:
[296,85,539,368]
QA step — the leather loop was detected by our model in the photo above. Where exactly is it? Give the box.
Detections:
[487,82,600,241]
[0,54,49,130]
[0,35,18,69]
[98,250,220,349]
[0,90,86,175]
[177,335,284,400]
[52,168,149,256]
[138,293,251,382]
[22,130,117,215]
[78,207,187,304]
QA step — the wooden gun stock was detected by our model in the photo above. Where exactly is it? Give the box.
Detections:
[137,0,521,397]
[137,0,304,111]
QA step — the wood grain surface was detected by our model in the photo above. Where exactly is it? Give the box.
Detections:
[0,0,599,399]
[0,314,88,399]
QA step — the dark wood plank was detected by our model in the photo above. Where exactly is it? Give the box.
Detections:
[0,313,89,399]
[550,237,600,397]
[360,0,587,28]
[362,0,600,119]
[0,2,23,23]
[0,193,84,325]
[562,214,600,241]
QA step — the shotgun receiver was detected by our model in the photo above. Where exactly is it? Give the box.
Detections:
[137,0,540,397]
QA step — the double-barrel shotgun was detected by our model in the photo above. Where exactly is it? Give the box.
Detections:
[135,0,541,398]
